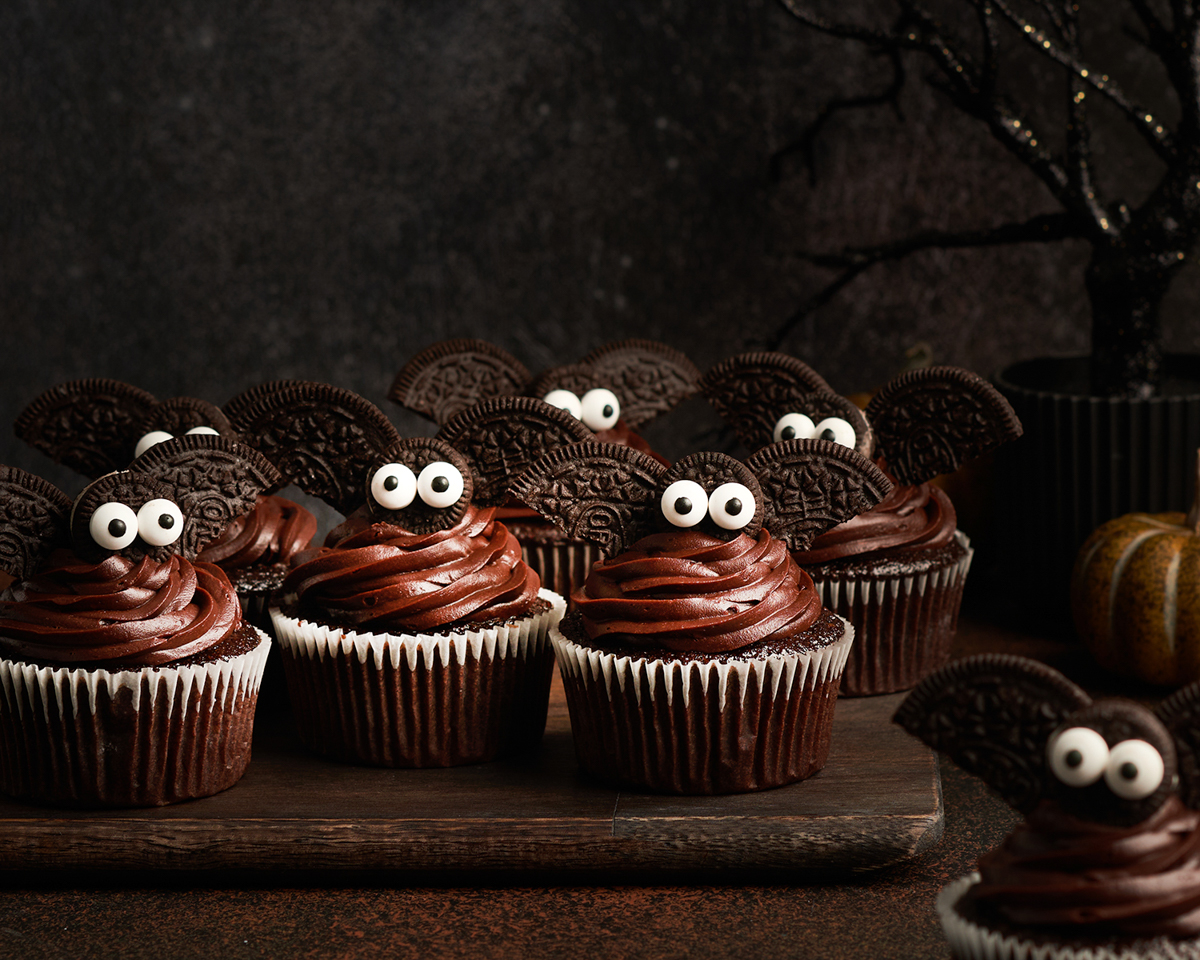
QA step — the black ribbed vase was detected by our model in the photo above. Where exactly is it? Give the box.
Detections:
[989,355,1200,625]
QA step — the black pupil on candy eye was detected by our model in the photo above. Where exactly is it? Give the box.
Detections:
[726,498,742,516]
[1065,749,1082,769]
[821,428,837,441]
[432,476,450,494]
[108,518,126,538]
[384,475,399,491]
[675,497,691,515]
[1120,762,1138,781]
[159,514,174,530]
[603,404,614,418]
[781,426,796,440]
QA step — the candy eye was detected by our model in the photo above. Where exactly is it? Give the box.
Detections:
[370,463,418,510]
[417,462,465,509]
[708,482,755,531]
[813,417,857,448]
[580,388,621,431]
[185,426,220,438]
[136,498,184,547]
[89,502,140,551]
[134,430,174,458]
[773,413,816,443]
[660,480,708,527]
[542,389,583,421]
[1104,740,1165,800]
[1048,727,1109,787]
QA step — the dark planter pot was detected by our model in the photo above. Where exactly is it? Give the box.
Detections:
[987,354,1200,626]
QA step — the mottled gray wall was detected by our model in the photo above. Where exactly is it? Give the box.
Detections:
[4,0,1197,491]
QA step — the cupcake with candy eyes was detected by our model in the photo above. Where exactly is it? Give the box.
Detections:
[0,435,280,807]
[703,354,1022,696]
[511,438,893,794]
[897,655,1200,960]
[227,381,589,767]
[388,338,701,598]
[14,379,319,632]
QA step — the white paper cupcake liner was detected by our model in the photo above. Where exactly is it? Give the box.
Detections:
[521,540,600,602]
[550,616,854,794]
[938,874,1200,960]
[271,589,566,767]
[813,531,974,696]
[0,629,270,808]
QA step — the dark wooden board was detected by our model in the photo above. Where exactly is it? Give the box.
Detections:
[0,681,942,879]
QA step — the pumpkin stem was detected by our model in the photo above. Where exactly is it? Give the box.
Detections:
[1189,449,1200,534]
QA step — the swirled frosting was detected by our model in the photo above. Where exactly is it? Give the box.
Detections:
[573,529,824,654]
[197,494,317,571]
[965,798,1200,939]
[792,481,957,565]
[0,549,244,668]
[281,504,541,632]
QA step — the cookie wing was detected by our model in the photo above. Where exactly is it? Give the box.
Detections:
[14,378,160,478]
[223,381,401,517]
[582,340,701,429]
[865,366,1023,485]
[894,654,1092,814]
[509,441,668,557]
[0,466,73,580]
[1156,684,1200,810]
[388,339,532,424]
[744,439,892,551]
[436,397,595,506]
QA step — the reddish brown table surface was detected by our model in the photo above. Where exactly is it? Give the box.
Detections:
[0,609,1131,960]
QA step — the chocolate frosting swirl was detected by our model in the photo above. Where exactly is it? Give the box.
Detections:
[0,549,243,668]
[967,798,1200,939]
[281,504,541,632]
[573,529,823,653]
[197,494,318,571]
[792,481,957,565]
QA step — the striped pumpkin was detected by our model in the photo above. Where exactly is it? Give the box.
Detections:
[1071,510,1200,687]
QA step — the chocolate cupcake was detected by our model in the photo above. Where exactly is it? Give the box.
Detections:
[389,338,701,598]
[897,655,1200,959]
[229,382,585,767]
[703,354,1022,696]
[14,379,319,631]
[511,439,893,794]
[0,436,280,807]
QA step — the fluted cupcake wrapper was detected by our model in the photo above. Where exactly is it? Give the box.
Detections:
[551,618,854,795]
[521,540,600,603]
[814,531,974,697]
[937,874,1200,960]
[0,630,270,808]
[270,589,566,768]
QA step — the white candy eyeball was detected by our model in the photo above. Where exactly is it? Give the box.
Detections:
[371,463,418,511]
[136,498,184,547]
[580,388,621,431]
[708,482,755,531]
[542,389,583,421]
[1048,727,1109,788]
[772,413,816,444]
[417,462,465,509]
[185,426,220,437]
[134,430,174,458]
[89,502,140,551]
[813,417,857,448]
[1104,739,1165,800]
[660,480,708,527]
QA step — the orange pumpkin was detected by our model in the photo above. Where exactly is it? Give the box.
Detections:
[1071,468,1200,686]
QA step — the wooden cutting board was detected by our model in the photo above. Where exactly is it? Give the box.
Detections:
[0,681,942,879]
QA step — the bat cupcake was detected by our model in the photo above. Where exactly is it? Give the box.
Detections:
[702,353,1022,696]
[510,438,893,794]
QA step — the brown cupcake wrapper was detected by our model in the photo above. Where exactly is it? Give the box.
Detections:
[814,531,974,697]
[0,630,270,808]
[936,874,1200,960]
[521,540,600,602]
[551,619,854,794]
[270,589,566,768]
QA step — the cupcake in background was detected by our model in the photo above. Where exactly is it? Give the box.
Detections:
[511,438,893,795]
[388,338,701,597]
[0,435,280,807]
[14,379,319,632]
[702,353,1022,696]
[896,654,1200,959]
[227,381,588,767]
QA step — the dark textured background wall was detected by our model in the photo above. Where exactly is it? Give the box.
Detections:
[4,0,1198,493]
